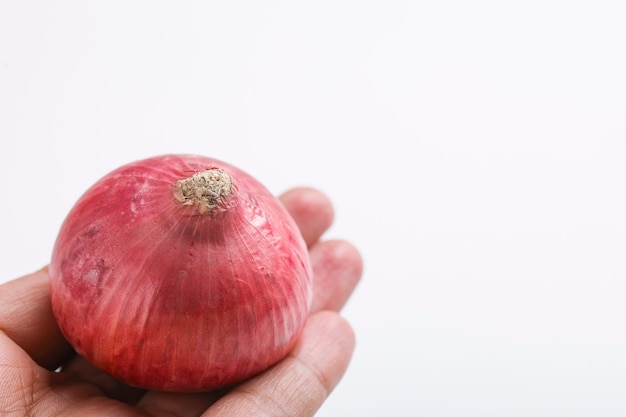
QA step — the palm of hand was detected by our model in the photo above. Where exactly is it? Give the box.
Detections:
[0,188,362,417]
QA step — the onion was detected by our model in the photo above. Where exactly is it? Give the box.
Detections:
[49,154,313,392]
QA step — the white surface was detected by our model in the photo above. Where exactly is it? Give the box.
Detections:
[2,1,626,415]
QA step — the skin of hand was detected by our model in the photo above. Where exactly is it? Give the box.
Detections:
[0,187,362,417]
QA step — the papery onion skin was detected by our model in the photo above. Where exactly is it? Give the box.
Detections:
[49,154,313,392]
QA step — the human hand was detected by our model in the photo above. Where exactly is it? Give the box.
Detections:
[0,187,362,416]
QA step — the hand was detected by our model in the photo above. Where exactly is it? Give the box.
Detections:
[0,187,362,416]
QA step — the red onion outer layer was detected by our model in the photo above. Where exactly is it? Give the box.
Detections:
[49,154,313,392]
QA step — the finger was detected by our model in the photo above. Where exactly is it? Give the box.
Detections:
[310,239,363,313]
[0,267,73,370]
[137,390,225,417]
[202,310,355,417]
[279,187,334,247]
[61,355,145,404]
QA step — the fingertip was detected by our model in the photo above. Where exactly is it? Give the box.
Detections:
[304,310,356,364]
[310,239,363,313]
[279,187,335,247]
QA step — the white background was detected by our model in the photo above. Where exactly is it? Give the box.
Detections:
[1,1,626,416]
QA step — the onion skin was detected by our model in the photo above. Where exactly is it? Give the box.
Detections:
[49,154,313,392]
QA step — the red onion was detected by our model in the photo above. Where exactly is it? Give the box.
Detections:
[49,154,313,392]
